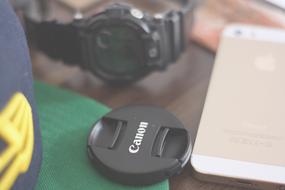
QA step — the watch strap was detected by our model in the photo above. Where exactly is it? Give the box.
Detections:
[164,0,196,62]
[164,11,185,62]
[25,18,82,65]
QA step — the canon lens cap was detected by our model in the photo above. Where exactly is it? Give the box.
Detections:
[87,105,192,185]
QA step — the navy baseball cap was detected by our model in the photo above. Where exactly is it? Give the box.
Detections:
[0,0,42,190]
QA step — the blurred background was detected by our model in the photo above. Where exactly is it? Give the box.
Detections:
[12,0,285,105]
[12,0,285,52]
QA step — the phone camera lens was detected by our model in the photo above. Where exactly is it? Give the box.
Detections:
[235,30,242,36]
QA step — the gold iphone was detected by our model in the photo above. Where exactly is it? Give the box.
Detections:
[191,24,285,190]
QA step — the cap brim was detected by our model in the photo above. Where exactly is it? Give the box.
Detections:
[34,81,169,190]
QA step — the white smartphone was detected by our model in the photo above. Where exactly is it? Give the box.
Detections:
[191,24,285,190]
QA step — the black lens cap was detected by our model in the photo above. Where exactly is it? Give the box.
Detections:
[87,105,192,185]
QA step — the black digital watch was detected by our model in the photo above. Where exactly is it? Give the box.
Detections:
[24,0,196,83]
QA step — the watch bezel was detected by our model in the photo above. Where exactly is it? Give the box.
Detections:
[81,5,160,83]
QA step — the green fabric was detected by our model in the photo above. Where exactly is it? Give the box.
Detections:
[34,82,169,190]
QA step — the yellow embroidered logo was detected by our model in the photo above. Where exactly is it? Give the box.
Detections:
[0,93,34,190]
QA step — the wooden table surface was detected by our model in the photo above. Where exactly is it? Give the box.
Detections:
[31,41,245,190]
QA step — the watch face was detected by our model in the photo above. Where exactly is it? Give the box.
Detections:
[92,24,147,81]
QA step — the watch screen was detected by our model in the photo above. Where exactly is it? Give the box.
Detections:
[93,25,145,77]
